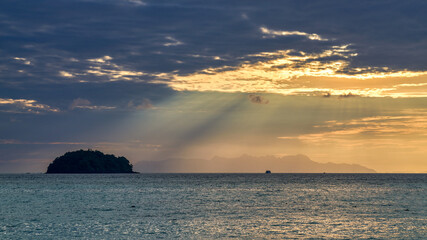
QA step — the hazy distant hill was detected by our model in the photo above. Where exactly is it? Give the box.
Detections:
[135,154,376,173]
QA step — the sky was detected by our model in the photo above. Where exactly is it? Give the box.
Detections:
[0,0,426,173]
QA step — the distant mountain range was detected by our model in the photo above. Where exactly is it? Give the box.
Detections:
[135,154,376,173]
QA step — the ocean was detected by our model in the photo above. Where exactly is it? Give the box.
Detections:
[0,174,425,239]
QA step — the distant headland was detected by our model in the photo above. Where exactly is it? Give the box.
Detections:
[135,154,376,173]
[46,149,136,174]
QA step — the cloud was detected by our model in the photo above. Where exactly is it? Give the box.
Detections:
[260,27,328,41]
[338,92,359,98]
[161,45,427,97]
[13,57,31,65]
[85,56,147,81]
[278,109,427,146]
[394,83,427,87]
[0,139,85,145]
[87,56,113,64]
[69,98,115,110]
[321,92,359,98]
[59,71,74,78]
[163,36,184,47]
[1,0,426,98]
[0,139,160,149]
[0,98,59,114]
[127,98,154,109]
[248,94,269,104]
[126,0,147,6]
[69,98,91,109]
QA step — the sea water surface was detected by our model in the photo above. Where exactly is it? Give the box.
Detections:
[0,174,426,239]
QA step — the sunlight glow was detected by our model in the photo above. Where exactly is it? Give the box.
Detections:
[163,46,427,97]
[278,110,427,144]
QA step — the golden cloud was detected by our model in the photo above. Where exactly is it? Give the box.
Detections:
[278,110,427,146]
[0,98,59,113]
[86,56,145,81]
[161,45,427,97]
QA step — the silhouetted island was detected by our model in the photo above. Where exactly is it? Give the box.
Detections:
[46,149,136,173]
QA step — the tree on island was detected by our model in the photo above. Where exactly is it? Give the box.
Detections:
[46,149,136,173]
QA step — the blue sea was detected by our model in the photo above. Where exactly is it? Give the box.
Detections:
[0,174,426,239]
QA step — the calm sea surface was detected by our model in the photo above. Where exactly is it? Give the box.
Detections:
[0,174,426,239]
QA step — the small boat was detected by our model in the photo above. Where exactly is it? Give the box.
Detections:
[265,170,271,174]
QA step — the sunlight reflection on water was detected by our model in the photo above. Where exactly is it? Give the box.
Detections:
[0,174,426,239]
